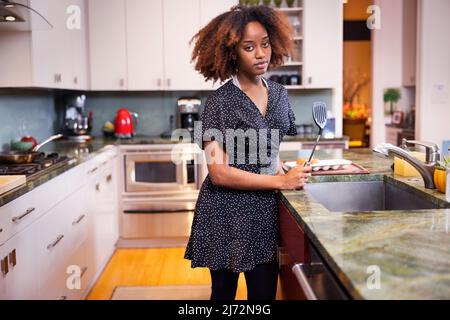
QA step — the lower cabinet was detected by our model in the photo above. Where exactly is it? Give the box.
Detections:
[0,147,119,300]
[278,200,310,300]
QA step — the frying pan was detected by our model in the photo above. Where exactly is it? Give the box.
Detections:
[0,134,63,164]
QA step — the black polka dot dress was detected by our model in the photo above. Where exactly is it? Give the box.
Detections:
[184,77,297,273]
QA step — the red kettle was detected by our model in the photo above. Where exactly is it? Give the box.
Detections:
[115,108,139,138]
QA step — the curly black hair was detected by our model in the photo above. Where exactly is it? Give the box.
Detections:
[190,5,296,83]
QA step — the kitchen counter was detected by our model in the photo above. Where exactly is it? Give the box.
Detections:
[278,148,450,299]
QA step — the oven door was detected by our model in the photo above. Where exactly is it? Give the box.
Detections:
[125,151,197,193]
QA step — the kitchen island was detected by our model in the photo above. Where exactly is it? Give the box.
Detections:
[278,148,450,299]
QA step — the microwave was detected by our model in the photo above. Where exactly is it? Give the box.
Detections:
[123,144,205,194]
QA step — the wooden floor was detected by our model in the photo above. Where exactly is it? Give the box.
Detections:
[86,248,250,300]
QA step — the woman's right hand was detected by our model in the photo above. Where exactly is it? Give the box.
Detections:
[280,165,312,190]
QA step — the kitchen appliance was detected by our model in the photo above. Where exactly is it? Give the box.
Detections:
[177,98,200,136]
[292,242,350,300]
[0,134,63,164]
[0,153,73,181]
[120,144,208,243]
[61,94,93,142]
[305,102,328,166]
[115,108,139,139]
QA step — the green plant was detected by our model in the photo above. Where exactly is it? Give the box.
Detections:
[384,88,401,114]
[436,156,450,170]
[286,0,296,7]
[274,0,283,8]
[263,0,272,6]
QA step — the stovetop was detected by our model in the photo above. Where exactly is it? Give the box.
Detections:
[0,153,74,181]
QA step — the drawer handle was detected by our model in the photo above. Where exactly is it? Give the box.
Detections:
[292,263,324,300]
[106,174,112,183]
[9,249,16,267]
[72,214,86,226]
[1,256,8,276]
[95,183,100,192]
[12,207,36,223]
[88,167,98,175]
[59,295,68,300]
[101,161,108,167]
[47,234,64,250]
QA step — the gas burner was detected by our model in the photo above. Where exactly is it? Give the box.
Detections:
[0,153,73,180]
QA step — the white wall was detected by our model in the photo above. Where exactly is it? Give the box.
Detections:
[416,0,450,148]
[371,0,403,147]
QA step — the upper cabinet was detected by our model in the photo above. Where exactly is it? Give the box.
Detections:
[88,0,235,91]
[302,0,343,88]
[402,0,417,87]
[88,0,128,90]
[0,0,89,90]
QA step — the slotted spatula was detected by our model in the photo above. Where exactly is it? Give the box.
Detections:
[304,102,328,167]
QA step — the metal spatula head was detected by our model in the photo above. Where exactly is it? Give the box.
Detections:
[312,102,328,133]
[304,102,328,167]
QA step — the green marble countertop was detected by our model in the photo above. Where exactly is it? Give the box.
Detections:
[278,149,450,300]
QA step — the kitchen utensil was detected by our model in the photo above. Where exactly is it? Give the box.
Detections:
[0,175,26,195]
[0,134,63,164]
[304,102,328,167]
[115,108,139,139]
[283,160,369,176]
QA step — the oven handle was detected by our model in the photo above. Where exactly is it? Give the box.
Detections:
[292,263,324,300]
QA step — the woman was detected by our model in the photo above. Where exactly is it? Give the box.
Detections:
[184,5,312,300]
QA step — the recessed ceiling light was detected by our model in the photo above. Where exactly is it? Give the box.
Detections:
[4,4,15,8]
[5,15,16,21]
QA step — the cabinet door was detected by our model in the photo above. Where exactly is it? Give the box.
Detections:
[199,0,237,90]
[126,0,165,90]
[30,0,70,89]
[88,0,128,90]
[302,0,343,88]
[1,225,39,300]
[163,0,204,90]
[67,0,89,90]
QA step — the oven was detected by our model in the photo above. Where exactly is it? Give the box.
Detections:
[119,144,208,242]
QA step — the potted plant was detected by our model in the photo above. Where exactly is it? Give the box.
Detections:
[274,0,283,8]
[434,156,449,193]
[286,0,296,7]
[263,0,272,6]
[384,88,401,115]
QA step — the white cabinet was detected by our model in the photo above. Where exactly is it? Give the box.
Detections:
[0,0,88,89]
[302,0,343,88]
[88,0,128,90]
[0,146,120,300]
[0,224,39,300]
[126,0,164,90]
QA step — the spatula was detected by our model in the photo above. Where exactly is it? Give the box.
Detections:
[304,102,328,167]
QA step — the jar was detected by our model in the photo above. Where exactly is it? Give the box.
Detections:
[289,74,300,86]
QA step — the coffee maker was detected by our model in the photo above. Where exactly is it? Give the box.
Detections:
[177,97,200,135]
[61,94,93,142]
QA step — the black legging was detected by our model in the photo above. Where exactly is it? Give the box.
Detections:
[209,262,278,300]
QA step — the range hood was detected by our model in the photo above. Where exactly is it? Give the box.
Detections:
[0,0,53,31]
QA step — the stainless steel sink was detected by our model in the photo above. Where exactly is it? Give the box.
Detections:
[305,181,441,212]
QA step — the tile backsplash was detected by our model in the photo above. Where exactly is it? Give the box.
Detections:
[0,86,332,150]
[0,89,57,151]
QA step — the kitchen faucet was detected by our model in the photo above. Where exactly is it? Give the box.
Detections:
[373,139,440,189]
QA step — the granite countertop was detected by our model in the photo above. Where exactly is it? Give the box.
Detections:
[278,149,450,300]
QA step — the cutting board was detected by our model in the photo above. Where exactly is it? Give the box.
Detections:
[312,163,370,176]
[0,175,27,195]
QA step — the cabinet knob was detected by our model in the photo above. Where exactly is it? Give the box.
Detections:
[106,174,112,183]
[157,78,162,87]
[119,78,125,87]
[73,76,78,85]
[96,183,100,192]
[308,77,312,85]
[166,78,171,87]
